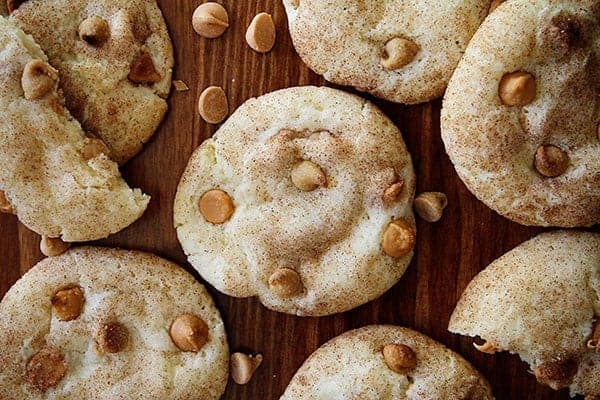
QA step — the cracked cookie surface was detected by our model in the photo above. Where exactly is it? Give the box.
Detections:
[441,0,600,227]
[282,0,490,104]
[174,86,416,316]
[0,16,148,242]
[0,247,228,399]
[10,0,174,164]
[280,325,494,400]
[449,230,600,398]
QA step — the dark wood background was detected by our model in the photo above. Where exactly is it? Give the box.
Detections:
[1,1,597,399]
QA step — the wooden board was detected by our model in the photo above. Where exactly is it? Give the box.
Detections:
[0,1,597,399]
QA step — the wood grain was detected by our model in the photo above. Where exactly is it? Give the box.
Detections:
[0,1,597,399]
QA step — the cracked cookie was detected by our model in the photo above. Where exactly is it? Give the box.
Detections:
[0,247,228,399]
[441,0,600,227]
[282,0,490,104]
[0,17,148,242]
[449,230,600,398]
[174,86,416,316]
[9,0,174,164]
[280,325,494,399]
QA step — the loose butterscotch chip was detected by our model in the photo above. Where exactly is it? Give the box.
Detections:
[414,192,448,223]
[231,352,263,385]
[382,343,417,374]
[198,189,234,224]
[268,268,303,298]
[198,86,228,124]
[473,340,500,354]
[192,2,229,39]
[51,286,84,321]
[498,71,536,106]
[82,137,109,160]
[587,320,600,351]
[291,160,327,192]
[128,49,161,84]
[382,181,404,206]
[246,12,276,53]
[534,144,569,177]
[96,322,128,353]
[533,358,578,390]
[381,219,416,258]
[40,236,71,257]
[381,37,419,70]
[21,59,58,100]
[26,348,66,391]
[172,80,189,92]
[78,16,110,46]
[170,314,209,352]
[0,190,14,214]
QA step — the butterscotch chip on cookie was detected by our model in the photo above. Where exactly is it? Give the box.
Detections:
[280,325,494,399]
[10,0,174,164]
[441,0,600,227]
[174,86,416,316]
[0,17,148,242]
[0,247,228,399]
[449,230,600,398]
[282,0,490,104]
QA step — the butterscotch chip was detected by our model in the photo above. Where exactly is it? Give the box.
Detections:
[0,190,14,214]
[95,321,128,353]
[81,137,110,160]
[170,314,209,352]
[192,2,229,39]
[473,340,500,354]
[198,86,228,124]
[382,181,404,206]
[245,12,276,53]
[533,358,578,390]
[51,286,84,321]
[381,219,416,258]
[498,71,536,106]
[290,160,326,191]
[231,352,263,385]
[128,49,161,84]
[382,343,417,374]
[40,236,71,257]
[172,80,189,92]
[414,192,448,222]
[268,268,303,298]
[21,59,58,100]
[26,348,66,391]
[198,189,234,224]
[78,16,110,46]
[381,37,419,70]
[534,144,569,177]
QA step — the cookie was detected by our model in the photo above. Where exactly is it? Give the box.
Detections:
[281,325,494,399]
[9,0,174,164]
[441,0,600,227]
[449,230,600,397]
[282,0,490,104]
[174,86,416,316]
[0,16,148,242]
[0,247,229,399]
